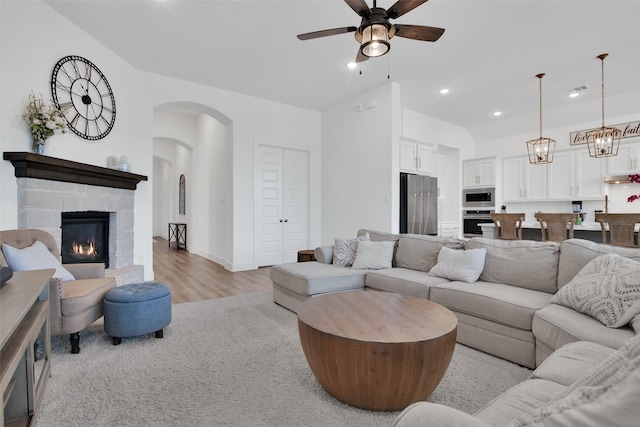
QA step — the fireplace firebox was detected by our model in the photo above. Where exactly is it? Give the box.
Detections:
[61,212,110,268]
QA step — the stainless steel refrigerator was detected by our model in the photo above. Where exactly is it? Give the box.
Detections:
[400,173,438,235]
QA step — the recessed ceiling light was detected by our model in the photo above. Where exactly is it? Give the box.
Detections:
[347,62,357,69]
[569,92,580,98]
[493,111,502,117]
[439,88,450,94]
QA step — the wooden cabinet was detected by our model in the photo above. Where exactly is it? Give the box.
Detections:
[1,269,53,427]
[502,156,547,201]
[400,140,432,175]
[548,150,607,200]
[607,142,640,174]
[463,157,495,188]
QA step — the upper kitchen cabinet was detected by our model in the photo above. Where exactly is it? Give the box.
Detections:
[502,156,547,202]
[463,157,496,188]
[400,139,432,175]
[548,150,607,200]
[607,142,640,174]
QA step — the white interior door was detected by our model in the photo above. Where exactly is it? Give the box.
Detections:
[255,145,309,266]
[283,149,309,263]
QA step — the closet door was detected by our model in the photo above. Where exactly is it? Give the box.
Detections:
[255,145,309,267]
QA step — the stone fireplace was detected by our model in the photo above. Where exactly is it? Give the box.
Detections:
[4,152,148,285]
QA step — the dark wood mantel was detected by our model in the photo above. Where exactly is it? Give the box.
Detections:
[3,152,148,190]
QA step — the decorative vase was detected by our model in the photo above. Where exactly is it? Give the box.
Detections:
[32,139,45,155]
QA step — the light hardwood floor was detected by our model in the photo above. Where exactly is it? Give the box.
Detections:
[153,237,273,304]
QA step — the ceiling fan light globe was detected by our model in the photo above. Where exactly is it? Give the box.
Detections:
[361,40,389,57]
[361,23,390,57]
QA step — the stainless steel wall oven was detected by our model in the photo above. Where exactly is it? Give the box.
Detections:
[463,210,494,237]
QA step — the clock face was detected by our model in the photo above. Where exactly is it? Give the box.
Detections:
[50,55,116,140]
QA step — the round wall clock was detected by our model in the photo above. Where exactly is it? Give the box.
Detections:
[50,55,116,140]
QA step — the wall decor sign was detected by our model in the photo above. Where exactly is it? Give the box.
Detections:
[570,120,640,146]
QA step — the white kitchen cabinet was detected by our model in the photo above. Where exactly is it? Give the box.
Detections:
[463,157,496,188]
[400,140,432,175]
[548,150,607,200]
[502,156,547,202]
[607,142,640,174]
[432,153,446,200]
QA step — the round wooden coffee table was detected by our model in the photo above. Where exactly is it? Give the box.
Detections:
[297,290,458,411]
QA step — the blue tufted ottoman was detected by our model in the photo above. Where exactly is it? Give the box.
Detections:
[104,281,172,345]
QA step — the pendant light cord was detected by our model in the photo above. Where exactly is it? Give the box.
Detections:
[536,73,545,139]
[600,55,606,128]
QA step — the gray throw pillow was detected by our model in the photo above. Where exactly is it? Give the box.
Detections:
[332,232,370,267]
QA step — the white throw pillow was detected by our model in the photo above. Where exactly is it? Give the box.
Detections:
[333,232,370,267]
[2,240,75,281]
[428,246,486,283]
[351,241,394,270]
[551,253,640,328]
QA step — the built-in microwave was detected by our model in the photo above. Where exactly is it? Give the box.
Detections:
[462,187,495,208]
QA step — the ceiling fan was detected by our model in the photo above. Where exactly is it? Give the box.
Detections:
[297,0,445,63]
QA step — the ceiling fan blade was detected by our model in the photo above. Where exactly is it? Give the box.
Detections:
[355,48,369,63]
[297,26,358,40]
[345,0,371,17]
[387,0,428,19]
[393,24,445,42]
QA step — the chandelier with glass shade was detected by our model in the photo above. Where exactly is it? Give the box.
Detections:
[526,73,556,165]
[585,53,621,158]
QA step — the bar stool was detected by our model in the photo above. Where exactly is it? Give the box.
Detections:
[491,213,525,240]
[595,213,640,247]
[535,213,578,242]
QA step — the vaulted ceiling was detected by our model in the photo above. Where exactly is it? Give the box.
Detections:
[45,0,640,142]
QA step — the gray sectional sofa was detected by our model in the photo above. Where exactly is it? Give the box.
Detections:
[271,230,637,368]
[270,229,640,424]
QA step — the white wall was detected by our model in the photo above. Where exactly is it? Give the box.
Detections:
[0,0,154,278]
[1,1,322,273]
[320,83,398,243]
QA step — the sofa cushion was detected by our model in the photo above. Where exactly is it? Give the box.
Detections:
[558,238,640,289]
[430,281,553,331]
[351,241,395,270]
[551,253,640,328]
[510,335,640,427]
[532,303,634,355]
[60,277,116,316]
[532,341,616,387]
[474,379,566,426]
[365,268,450,299]
[358,228,400,242]
[394,235,444,271]
[464,238,560,293]
[269,262,366,296]
[429,247,486,283]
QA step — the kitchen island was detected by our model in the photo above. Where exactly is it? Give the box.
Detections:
[479,221,639,242]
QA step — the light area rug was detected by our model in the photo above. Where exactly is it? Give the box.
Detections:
[35,291,531,427]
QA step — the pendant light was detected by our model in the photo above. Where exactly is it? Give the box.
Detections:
[526,73,556,165]
[585,53,621,158]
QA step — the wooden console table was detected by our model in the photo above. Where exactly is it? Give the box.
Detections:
[1,269,54,426]
[168,223,187,250]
